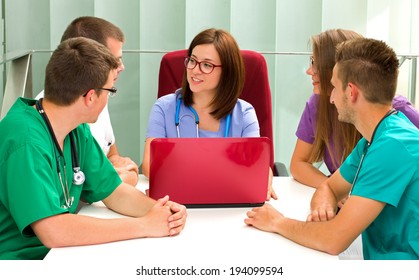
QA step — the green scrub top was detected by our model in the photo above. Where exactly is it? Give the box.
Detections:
[0,98,122,259]
[340,112,419,260]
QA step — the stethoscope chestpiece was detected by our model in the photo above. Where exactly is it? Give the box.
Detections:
[72,167,85,185]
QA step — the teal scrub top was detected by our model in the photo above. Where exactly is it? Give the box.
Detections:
[340,112,419,260]
[0,98,122,260]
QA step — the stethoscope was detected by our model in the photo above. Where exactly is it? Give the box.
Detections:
[175,94,231,138]
[349,108,398,196]
[36,98,85,209]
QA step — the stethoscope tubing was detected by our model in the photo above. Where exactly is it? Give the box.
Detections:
[175,94,231,138]
[349,108,398,196]
[36,98,85,208]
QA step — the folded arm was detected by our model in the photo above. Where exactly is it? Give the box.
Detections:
[107,144,139,186]
[32,183,187,248]
[245,170,385,255]
[290,139,329,188]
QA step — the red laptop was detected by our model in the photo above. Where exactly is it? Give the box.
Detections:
[149,137,271,208]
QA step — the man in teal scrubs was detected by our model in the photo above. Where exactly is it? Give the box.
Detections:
[0,37,187,260]
[245,38,419,259]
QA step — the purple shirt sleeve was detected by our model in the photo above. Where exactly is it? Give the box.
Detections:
[295,93,337,174]
[295,93,319,144]
[393,95,419,128]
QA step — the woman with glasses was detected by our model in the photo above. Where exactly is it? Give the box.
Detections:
[290,29,419,190]
[142,28,276,200]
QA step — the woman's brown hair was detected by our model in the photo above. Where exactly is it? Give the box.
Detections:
[181,28,245,120]
[309,29,363,168]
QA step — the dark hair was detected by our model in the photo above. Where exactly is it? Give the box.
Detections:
[335,38,399,104]
[61,16,125,45]
[181,28,245,119]
[44,37,119,105]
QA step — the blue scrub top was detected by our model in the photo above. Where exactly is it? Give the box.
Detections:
[146,89,260,138]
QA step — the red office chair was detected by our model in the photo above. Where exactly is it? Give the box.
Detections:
[157,49,288,176]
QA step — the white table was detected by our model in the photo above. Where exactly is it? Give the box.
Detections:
[44,176,338,263]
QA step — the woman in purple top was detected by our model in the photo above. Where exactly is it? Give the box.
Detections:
[290,29,419,189]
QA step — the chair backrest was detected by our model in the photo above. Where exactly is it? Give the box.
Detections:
[157,49,275,171]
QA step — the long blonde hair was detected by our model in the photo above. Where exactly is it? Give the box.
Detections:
[309,29,363,168]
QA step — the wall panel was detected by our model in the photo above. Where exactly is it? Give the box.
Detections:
[2,0,418,171]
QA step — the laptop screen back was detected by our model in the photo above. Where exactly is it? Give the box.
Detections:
[149,137,271,207]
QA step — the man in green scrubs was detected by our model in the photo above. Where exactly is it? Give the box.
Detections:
[245,38,419,259]
[0,37,187,260]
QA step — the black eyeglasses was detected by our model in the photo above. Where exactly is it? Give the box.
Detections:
[83,87,117,97]
[184,57,222,74]
[97,87,117,97]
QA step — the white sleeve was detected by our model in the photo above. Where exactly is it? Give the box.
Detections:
[35,90,44,99]
[89,104,115,156]
[37,90,114,155]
